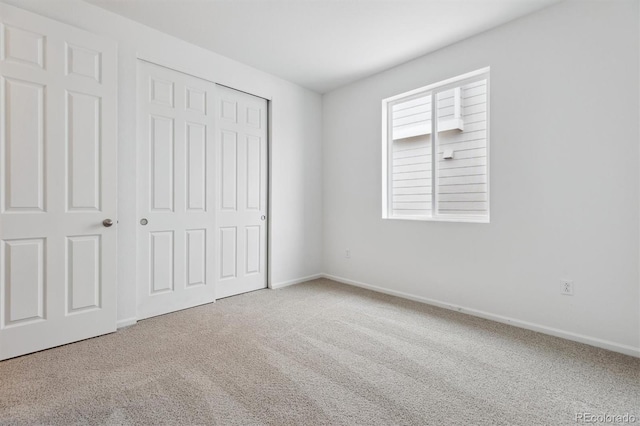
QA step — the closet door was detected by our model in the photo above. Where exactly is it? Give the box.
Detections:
[215,86,268,299]
[137,61,216,319]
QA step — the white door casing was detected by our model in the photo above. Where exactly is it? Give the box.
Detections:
[137,61,216,319]
[215,86,268,299]
[0,4,118,360]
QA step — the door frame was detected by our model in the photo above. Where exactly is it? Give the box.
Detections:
[134,56,271,316]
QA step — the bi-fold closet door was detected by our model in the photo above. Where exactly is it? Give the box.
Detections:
[0,4,118,360]
[137,61,268,320]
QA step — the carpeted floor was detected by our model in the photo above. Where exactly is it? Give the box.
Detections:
[0,278,638,425]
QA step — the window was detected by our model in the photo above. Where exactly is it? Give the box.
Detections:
[382,68,490,223]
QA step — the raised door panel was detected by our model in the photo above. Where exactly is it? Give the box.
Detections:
[221,130,237,211]
[186,123,206,212]
[220,99,237,123]
[150,231,174,294]
[220,227,236,280]
[185,86,206,114]
[245,135,261,211]
[1,24,45,68]
[186,229,206,287]
[245,226,260,275]
[67,91,101,211]
[66,43,101,82]
[2,77,45,212]
[67,235,101,313]
[1,238,45,327]
[150,77,174,107]
[245,106,261,129]
[150,115,174,212]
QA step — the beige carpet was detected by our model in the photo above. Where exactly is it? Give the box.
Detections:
[0,279,638,425]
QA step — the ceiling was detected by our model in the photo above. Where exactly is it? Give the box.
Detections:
[85,0,561,93]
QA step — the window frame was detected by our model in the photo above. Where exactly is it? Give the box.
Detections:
[381,67,490,223]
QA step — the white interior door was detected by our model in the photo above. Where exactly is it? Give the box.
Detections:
[137,61,216,319]
[0,4,117,360]
[215,86,268,299]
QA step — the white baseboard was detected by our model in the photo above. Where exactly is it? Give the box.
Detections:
[322,273,640,358]
[116,273,324,328]
[270,273,324,289]
[116,317,137,329]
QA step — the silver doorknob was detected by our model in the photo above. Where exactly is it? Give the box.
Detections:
[103,219,114,227]
[140,218,148,226]
[261,215,266,221]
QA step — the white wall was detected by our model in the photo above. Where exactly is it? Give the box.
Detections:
[3,0,637,356]
[1,0,324,324]
[323,0,640,354]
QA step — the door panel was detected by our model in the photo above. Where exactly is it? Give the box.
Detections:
[150,115,175,211]
[215,86,268,299]
[3,78,45,212]
[67,91,101,211]
[186,123,206,211]
[0,3,117,360]
[220,226,237,280]
[186,229,206,286]
[245,226,261,274]
[3,238,45,326]
[137,61,216,319]
[67,235,101,313]
[221,130,238,210]
[150,231,174,294]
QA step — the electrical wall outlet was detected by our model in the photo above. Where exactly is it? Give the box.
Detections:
[345,249,351,259]
[561,280,574,296]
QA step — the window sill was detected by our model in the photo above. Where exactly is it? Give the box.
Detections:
[383,215,490,224]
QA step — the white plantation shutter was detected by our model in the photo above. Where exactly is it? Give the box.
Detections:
[391,135,432,216]
[391,92,464,140]
[436,88,464,132]
[390,94,433,217]
[384,69,489,222]
[392,95,431,139]
[436,79,488,216]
